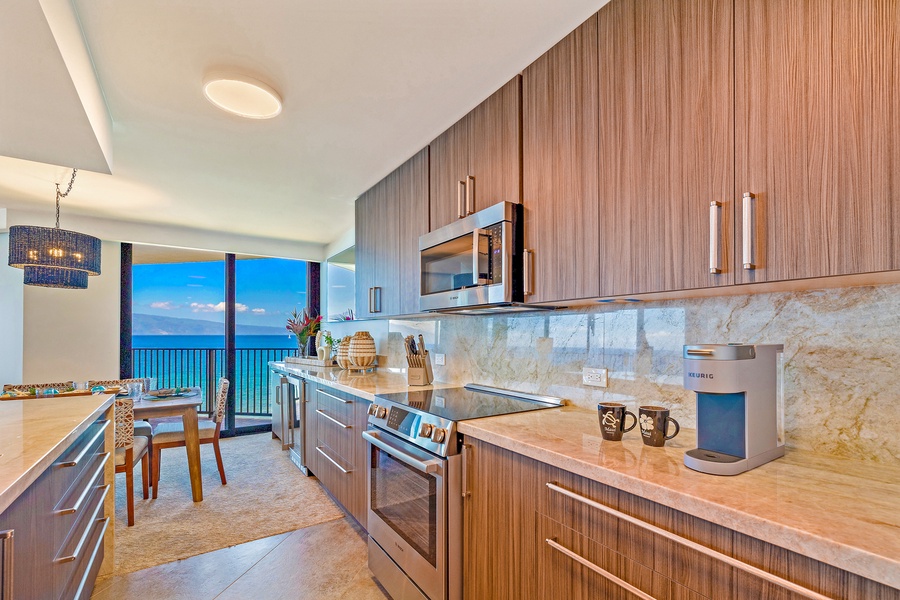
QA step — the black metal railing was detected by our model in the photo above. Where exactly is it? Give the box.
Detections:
[132,347,293,417]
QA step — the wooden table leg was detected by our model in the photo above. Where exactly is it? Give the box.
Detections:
[182,407,204,502]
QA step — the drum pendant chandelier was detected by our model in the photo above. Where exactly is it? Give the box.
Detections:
[8,169,101,289]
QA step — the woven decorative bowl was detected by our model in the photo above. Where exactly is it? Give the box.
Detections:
[336,336,353,369]
[348,331,377,367]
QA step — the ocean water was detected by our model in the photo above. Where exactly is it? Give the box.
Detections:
[133,334,296,349]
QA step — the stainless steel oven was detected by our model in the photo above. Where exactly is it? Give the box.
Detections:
[419,201,522,313]
[362,427,462,600]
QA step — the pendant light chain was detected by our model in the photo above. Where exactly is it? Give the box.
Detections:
[55,168,77,229]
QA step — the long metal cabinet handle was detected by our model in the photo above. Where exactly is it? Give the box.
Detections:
[523,249,535,296]
[465,175,475,215]
[361,430,442,474]
[317,388,351,404]
[545,538,656,600]
[457,180,467,219]
[54,453,110,515]
[56,420,110,468]
[71,517,110,600]
[1,529,13,600]
[316,408,351,429]
[315,446,351,474]
[742,192,756,269]
[546,482,832,600]
[709,201,722,274]
[461,443,471,499]
[54,484,109,564]
[368,287,382,313]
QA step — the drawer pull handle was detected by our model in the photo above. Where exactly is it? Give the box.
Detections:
[315,446,351,474]
[1,529,13,600]
[56,420,110,468]
[546,483,831,600]
[315,409,351,429]
[54,484,109,564]
[71,517,109,600]
[546,537,655,600]
[316,389,351,404]
[54,452,110,515]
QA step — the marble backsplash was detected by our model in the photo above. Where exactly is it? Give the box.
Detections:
[326,284,900,464]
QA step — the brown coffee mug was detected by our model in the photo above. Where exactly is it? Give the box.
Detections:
[639,406,680,447]
[598,402,637,441]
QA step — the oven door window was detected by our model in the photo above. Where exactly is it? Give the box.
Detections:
[371,446,438,567]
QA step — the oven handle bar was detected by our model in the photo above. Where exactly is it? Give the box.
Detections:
[362,430,442,475]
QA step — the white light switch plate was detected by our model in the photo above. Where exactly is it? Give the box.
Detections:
[583,367,608,387]
[434,353,446,366]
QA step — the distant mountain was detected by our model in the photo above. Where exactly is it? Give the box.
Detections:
[133,313,288,336]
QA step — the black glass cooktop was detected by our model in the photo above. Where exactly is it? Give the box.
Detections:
[374,386,561,423]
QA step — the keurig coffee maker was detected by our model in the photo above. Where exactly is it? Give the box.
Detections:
[683,343,785,476]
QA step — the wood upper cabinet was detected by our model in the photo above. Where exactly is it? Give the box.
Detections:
[734,0,900,283]
[430,76,522,231]
[596,0,735,296]
[355,149,428,318]
[522,14,600,303]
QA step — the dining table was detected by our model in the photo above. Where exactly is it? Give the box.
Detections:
[133,394,205,502]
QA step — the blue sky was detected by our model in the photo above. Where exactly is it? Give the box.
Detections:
[133,258,308,329]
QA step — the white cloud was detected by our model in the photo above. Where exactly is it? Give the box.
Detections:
[190,301,227,313]
[252,308,266,314]
[150,301,177,310]
[188,275,206,279]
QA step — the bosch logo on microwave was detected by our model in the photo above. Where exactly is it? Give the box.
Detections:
[688,372,714,380]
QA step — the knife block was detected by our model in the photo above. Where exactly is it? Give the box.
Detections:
[407,351,434,386]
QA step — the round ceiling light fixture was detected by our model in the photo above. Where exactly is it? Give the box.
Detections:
[202,73,282,119]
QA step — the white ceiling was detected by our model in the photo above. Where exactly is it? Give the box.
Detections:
[0,0,605,251]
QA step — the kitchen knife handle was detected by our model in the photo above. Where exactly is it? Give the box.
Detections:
[457,180,466,219]
[523,249,535,296]
[742,192,756,270]
[709,201,722,274]
[465,175,475,215]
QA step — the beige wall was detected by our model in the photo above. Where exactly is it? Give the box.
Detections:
[0,233,24,385]
[21,240,120,383]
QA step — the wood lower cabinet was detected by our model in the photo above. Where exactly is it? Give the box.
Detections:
[462,438,898,600]
[0,417,110,600]
[734,0,900,283]
[303,379,319,475]
[355,148,429,318]
[430,76,521,231]
[522,14,601,303]
[308,384,369,529]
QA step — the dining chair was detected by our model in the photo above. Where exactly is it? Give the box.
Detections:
[151,378,230,499]
[114,397,150,526]
[88,378,153,438]
[3,381,74,392]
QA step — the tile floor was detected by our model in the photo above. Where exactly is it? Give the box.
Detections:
[91,518,389,600]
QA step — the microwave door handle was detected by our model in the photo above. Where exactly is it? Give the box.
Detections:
[472,228,490,285]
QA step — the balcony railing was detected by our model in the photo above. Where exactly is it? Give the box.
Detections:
[132,347,293,417]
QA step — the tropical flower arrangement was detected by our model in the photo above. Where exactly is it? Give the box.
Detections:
[286,308,321,357]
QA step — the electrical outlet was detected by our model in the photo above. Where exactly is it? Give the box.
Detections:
[434,353,446,366]
[582,367,608,388]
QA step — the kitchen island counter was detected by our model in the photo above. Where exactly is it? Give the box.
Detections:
[269,362,457,402]
[0,393,113,514]
[458,405,900,590]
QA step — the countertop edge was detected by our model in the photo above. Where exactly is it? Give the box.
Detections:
[458,417,900,590]
[0,395,113,515]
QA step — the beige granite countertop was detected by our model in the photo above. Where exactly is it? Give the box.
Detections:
[270,363,457,402]
[458,405,900,590]
[0,394,113,514]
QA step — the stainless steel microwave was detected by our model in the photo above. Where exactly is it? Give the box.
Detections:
[419,201,525,314]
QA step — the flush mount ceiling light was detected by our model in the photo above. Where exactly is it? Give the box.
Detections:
[8,169,101,289]
[202,73,282,119]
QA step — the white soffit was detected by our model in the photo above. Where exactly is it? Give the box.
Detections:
[0,0,112,174]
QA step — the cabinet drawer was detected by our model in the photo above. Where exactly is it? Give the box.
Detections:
[315,387,354,423]
[316,409,355,467]
[50,419,110,507]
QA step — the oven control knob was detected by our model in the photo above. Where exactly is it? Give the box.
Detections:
[418,423,433,438]
[430,427,447,444]
[375,406,388,419]
[367,404,379,417]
